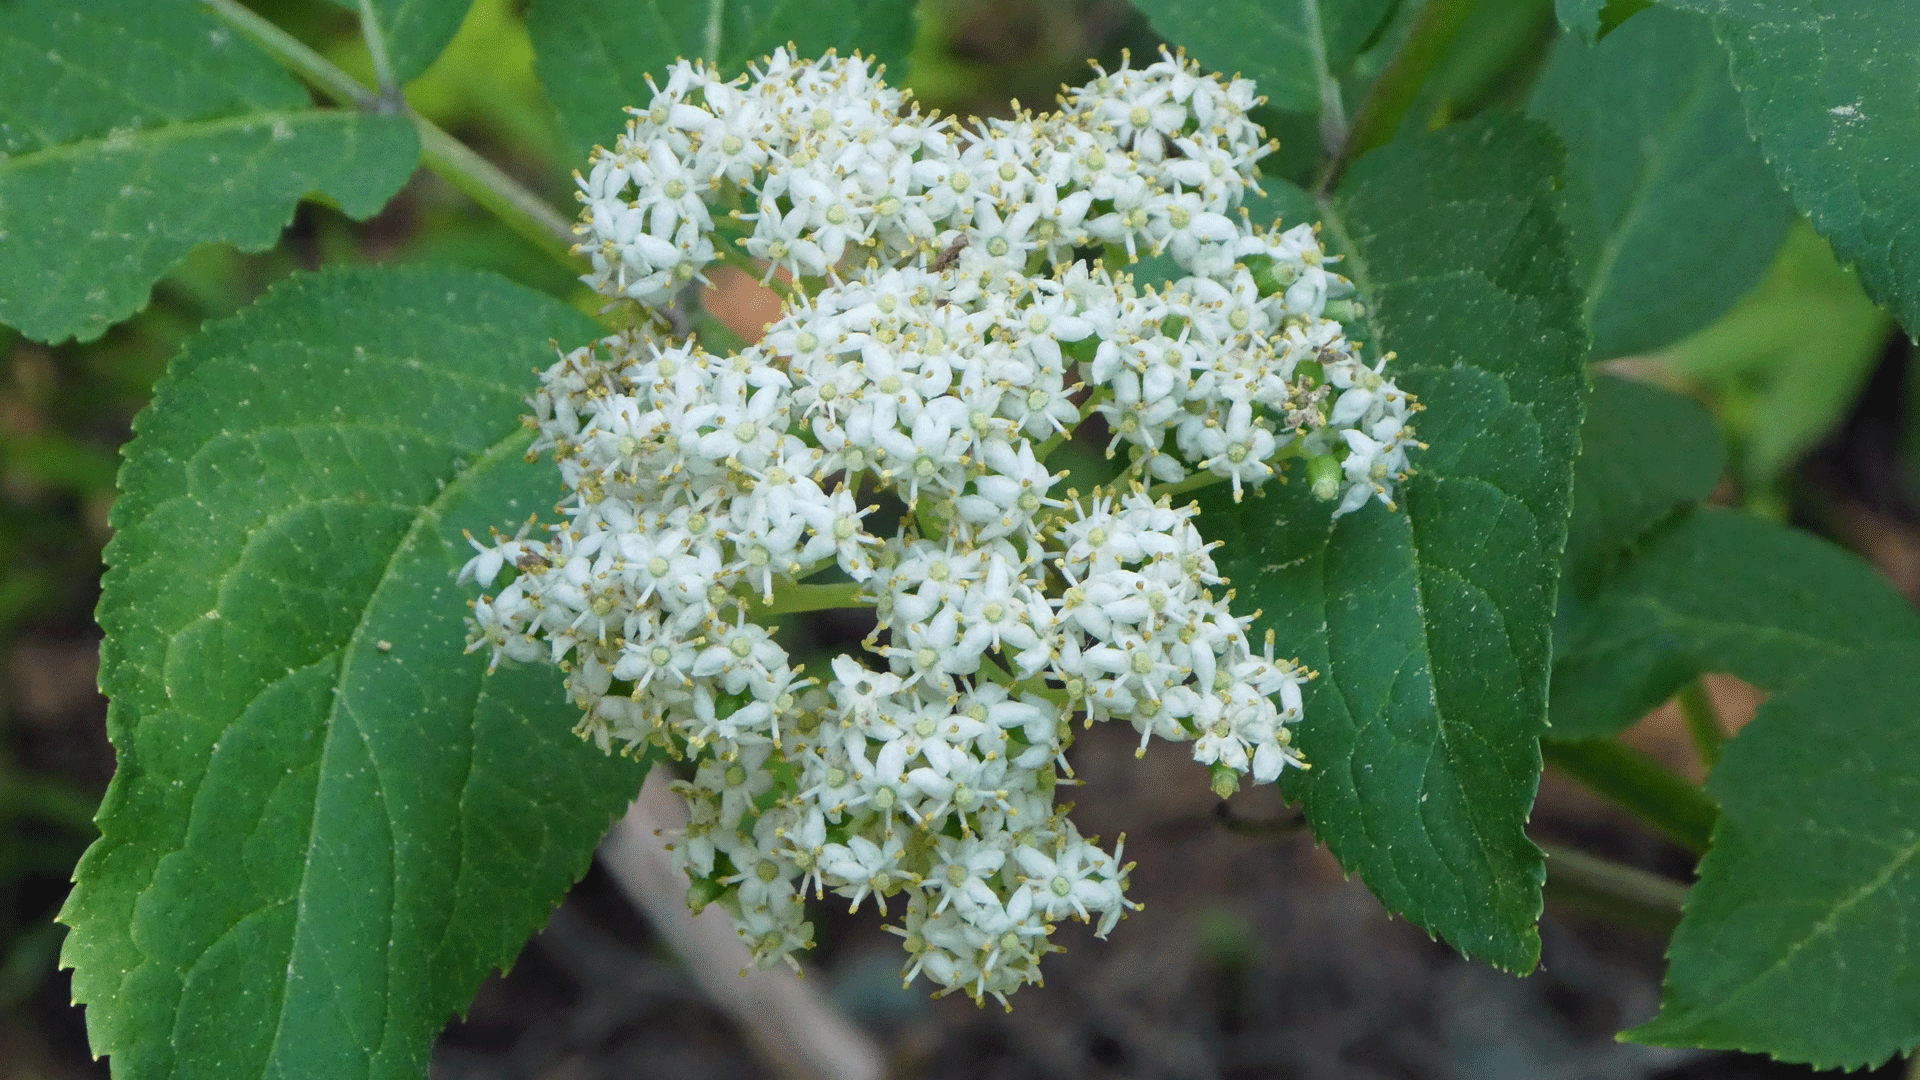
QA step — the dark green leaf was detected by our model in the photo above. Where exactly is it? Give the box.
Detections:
[60,266,645,1080]
[1561,375,1723,600]
[527,0,920,159]
[1654,0,1920,336]
[1549,508,1920,738]
[1205,115,1588,971]
[0,0,420,344]
[1628,646,1920,1068]
[359,0,477,85]
[1129,0,1395,113]
[1529,5,1794,360]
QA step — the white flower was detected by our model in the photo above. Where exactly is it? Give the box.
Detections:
[470,47,1418,1008]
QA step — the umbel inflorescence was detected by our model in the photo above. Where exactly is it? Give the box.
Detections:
[461,48,1418,1005]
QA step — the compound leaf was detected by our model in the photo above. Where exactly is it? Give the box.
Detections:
[0,0,420,344]
[1129,0,1395,114]
[1655,0,1920,336]
[1206,115,1587,972]
[1629,646,1920,1068]
[61,266,645,1080]
[1529,5,1794,360]
[527,0,921,158]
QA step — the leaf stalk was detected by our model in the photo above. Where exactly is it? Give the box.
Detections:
[1542,737,1718,853]
[1539,841,1687,930]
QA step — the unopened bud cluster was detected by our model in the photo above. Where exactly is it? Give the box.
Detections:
[463,48,1418,1005]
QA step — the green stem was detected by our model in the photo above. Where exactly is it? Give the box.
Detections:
[201,0,581,268]
[355,0,401,104]
[1542,738,1718,853]
[1539,841,1687,934]
[1144,469,1226,501]
[1540,842,1687,913]
[745,581,865,617]
[204,0,379,108]
[1320,0,1483,192]
[414,122,580,266]
[1676,679,1725,770]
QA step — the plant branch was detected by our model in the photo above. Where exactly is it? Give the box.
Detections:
[601,772,885,1080]
[1676,679,1725,770]
[201,0,581,268]
[1320,0,1482,192]
[1542,738,1718,853]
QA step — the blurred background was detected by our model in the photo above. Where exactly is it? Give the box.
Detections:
[4,0,1917,1076]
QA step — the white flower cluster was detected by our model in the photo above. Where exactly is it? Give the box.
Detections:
[463,49,1420,1006]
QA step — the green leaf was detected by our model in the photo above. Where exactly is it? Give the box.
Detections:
[1204,115,1588,972]
[1558,0,1656,41]
[1560,375,1724,601]
[1549,508,1920,738]
[60,266,645,1080]
[1628,645,1920,1068]
[1555,0,1606,39]
[1653,0,1920,336]
[527,0,921,159]
[0,0,421,345]
[1528,5,1795,360]
[1664,223,1893,488]
[332,0,476,85]
[1129,0,1396,113]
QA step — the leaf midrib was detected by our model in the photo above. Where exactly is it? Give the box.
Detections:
[256,421,535,1078]
[0,109,365,172]
[1680,833,1920,1031]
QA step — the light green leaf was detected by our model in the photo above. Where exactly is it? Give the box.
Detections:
[1628,646,1920,1068]
[1204,115,1588,971]
[1548,508,1920,738]
[60,266,645,1080]
[1560,375,1724,601]
[1555,0,1606,39]
[1529,5,1795,360]
[0,0,420,344]
[1557,0,1656,41]
[1654,0,1920,336]
[527,0,920,159]
[1131,0,1395,113]
[1665,223,1893,489]
[354,0,478,85]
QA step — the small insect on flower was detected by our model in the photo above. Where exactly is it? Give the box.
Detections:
[931,234,969,272]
